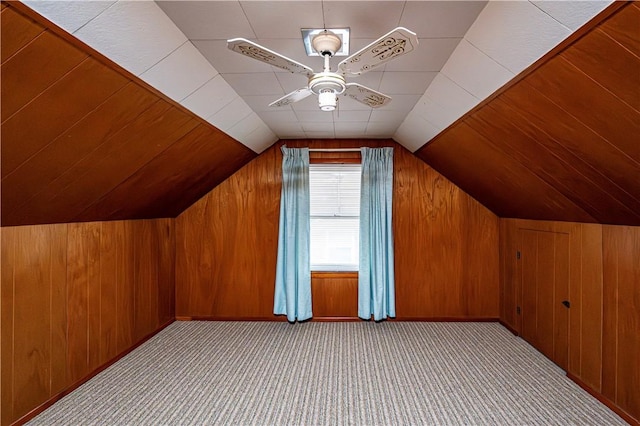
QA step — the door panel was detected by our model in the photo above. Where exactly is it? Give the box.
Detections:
[536,231,556,360]
[518,229,569,370]
[553,232,570,370]
[520,230,538,343]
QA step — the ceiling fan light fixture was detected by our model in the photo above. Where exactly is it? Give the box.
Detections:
[318,90,337,111]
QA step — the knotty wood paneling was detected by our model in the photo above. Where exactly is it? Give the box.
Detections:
[0,219,175,425]
[501,219,639,423]
[1,3,256,226]
[176,140,499,319]
[602,225,640,421]
[417,4,640,226]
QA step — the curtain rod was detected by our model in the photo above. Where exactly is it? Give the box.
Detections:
[308,148,361,152]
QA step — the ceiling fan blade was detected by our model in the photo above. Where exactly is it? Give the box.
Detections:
[343,83,392,108]
[269,88,313,108]
[338,27,418,75]
[227,38,314,77]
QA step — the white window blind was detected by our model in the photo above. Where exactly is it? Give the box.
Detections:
[309,163,361,271]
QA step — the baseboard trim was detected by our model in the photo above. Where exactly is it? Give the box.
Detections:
[176,316,289,322]
[176,315,499,322]
[566,372,639,426]
[499,319,519,336]
[392,317,499,322]
[12,319,175,426]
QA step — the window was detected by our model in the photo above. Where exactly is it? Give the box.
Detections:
[309,163,361,271]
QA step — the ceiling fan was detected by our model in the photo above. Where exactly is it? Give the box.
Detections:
[227,27,418,112]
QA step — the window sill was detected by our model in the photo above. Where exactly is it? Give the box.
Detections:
[312,271,358,279]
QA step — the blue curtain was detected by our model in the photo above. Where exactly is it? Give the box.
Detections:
[358,147,395,321]
[274,146,312,322]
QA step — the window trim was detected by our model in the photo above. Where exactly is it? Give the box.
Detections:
[309,161,362,273]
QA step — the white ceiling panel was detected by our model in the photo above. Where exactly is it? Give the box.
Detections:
[441,39,514,100]
[243,95,292,112]
[182,75,237,119]
[335,96,376,111]
[385,38,462,72]
[275,73,311,94]
[256,110,300,124]
[334,121,368,133]
[370,109,410,123]
[296,111,335,123]
[227,113,278,153]
[140,41,218,103]
[157,1,255,40]
[301,122,333,132]
[222,73,285,96]
[394,113,443,153]
[420,73,480,131]
[366,121,400,137]
[23,0,116,34]
[333,110,372,122]
[531,1,610,31]
[322,1,404,39]
[399,1,488,38]
[258,38,324,67]
[305,130,336,139]
[193,40,275,74]
[345,71,383,92]
[379,72,437,95]
[464,1,572,73]
[383,95,422,112]
[74,1,187,76]
[293,96,327,112]
[240,1,324,39]
[267,120,305,135]
[207,97,254,132]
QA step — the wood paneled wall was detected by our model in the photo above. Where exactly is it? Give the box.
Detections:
[176,140,499,320]
[602,225,640,423]
[1,2,256,227]
[417,3,640,226]
[500,219,639,423]
[1,219,175,425]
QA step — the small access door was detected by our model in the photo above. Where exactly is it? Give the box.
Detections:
[518,229,570,370]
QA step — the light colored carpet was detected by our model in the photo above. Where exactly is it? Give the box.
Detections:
[29,321,626,425]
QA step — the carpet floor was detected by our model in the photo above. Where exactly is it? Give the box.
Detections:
[28,321,626,425]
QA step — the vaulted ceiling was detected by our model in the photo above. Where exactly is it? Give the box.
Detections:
[19,0,614,153]
[1,1,639,227]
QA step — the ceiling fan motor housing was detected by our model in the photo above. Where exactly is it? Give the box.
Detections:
[311,30,342,56]
[308,72,346,95]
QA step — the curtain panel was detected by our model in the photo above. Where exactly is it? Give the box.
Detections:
[274,146,312,322]
[358,147,395,321]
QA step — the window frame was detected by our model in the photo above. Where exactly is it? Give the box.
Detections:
[309,155,361,274]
